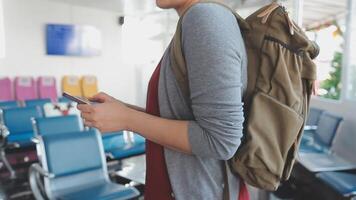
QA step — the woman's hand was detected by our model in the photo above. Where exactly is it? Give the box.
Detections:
[77,92,192,154]
[77,92,132,133]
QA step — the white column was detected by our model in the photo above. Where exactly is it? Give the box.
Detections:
[341,0,355,100]
[293,0,304,26]
[0,0,5,59]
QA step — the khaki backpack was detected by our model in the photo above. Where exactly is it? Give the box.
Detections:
[170,1,319,191]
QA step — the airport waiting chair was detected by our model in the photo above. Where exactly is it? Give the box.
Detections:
[81,75,98,98]
[33,115,83,137]
[300,112,343,154]
[102,132,126,152]
[306,107,324,127]
[58,96,74,103]
[37,76,58,101]
[316,171,356,198]
[0,100,19,109]
[25,99,51,112]
[0,106,43,146]
[301,107,324,148]
[29,130,139,200]
[106,131,146,160]
[0,106,43,179]
[0,77,14,101]
[62,76,82,97]
[14,76,38,101]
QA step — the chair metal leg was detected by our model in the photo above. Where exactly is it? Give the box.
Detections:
[0,148,16,179]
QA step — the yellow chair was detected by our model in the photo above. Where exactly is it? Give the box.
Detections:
[61,76,82,97]
[81,75,98,98]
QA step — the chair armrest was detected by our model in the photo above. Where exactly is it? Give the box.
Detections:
[30,163,55,178]
[7,143,20,149]
[304,125,318,131]
[32,137,40,144]
[0,124,9,138]
[29,163,52,200]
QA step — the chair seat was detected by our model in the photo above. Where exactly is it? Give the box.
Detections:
[299,141,328,154]
[317,172,356,197]
[109,143,145,159]
[7,131,34,146]
[57,181,139,200]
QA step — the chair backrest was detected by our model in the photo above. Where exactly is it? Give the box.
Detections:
[81,75,98,98]
[0,77,14,101]
[14,76,37,101]
[34,115,82,136]
[25,98,51,109]
[38,76,58,101]
[39,130,108,197]
[306,107,324,126]
[133,133,145,143]
[43,102,80,117]
[0,101,19,110]
[2,106,43,134]
[315,112,343,147]
[62,76,82,97]
[57,96,73,103]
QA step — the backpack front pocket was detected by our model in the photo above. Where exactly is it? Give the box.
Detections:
[244,91,303,177]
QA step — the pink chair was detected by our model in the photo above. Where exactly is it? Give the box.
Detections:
[37,76,58,101]
[0,77,14,101]
[14,76,37,101]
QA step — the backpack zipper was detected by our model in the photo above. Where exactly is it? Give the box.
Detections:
[257,3,296,35]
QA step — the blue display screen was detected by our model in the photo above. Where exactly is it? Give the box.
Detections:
[46,24,101,56]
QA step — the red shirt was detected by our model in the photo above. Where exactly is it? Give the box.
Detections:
[144,60,249,200]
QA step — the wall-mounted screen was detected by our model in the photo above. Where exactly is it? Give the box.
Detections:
[46,24,102,56]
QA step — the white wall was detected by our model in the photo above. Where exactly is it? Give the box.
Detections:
[0,0,5,58]
[0,0,167,106]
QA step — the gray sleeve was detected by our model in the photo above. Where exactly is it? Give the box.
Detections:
[181,3,245,160]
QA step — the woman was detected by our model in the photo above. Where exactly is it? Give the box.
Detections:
[77,0,248,199]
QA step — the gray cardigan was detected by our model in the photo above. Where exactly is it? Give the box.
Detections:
[158,3,247,200]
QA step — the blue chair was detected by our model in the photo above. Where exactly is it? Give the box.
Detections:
[306,107,324,127]
[29,130,139,200]
[0,100,19,109]
[106,132,145,160]
[0,106,42,179]
[300,112,343,154]
[102,131,126,152]
[33,115,83,136]
[317,171,356,197]
[25,99,51,113]
[1,106,43,146]
[58,96,73,103]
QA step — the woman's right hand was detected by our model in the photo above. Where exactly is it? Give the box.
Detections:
[90,92,145,113]
[89,92,120,103]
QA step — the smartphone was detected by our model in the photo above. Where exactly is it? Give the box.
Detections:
[62,92,91,104]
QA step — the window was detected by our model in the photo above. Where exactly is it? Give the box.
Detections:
[307,23,344,100]
[0,0,5,58]
[292,0,347,100]
[347,0,356,99]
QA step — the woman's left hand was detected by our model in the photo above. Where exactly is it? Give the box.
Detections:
[77,93,132,133]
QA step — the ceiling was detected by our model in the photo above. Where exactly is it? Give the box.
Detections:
[302,0,347,29]
[50,0,348,29]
